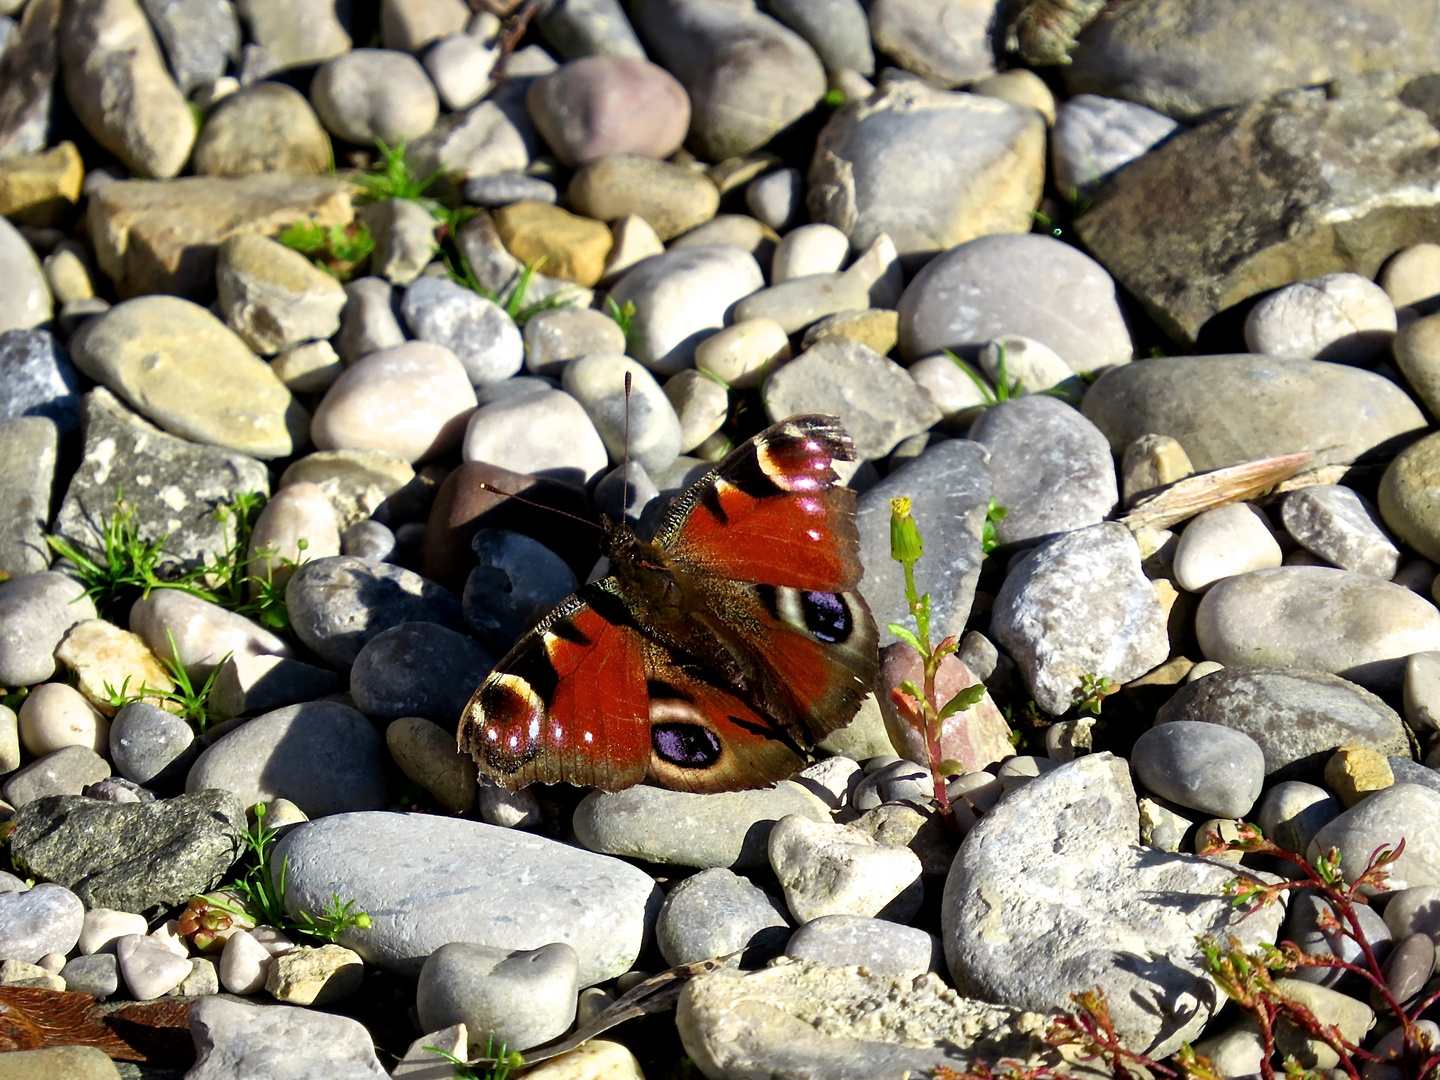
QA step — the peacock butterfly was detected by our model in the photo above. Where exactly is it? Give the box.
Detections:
[457,413,880,793]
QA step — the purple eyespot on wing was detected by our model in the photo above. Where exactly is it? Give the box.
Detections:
[801,591,852,644]
[652,723,723,768]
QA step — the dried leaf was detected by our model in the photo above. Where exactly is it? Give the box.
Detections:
[0,987,193,1063]
[1119,452,1315,532]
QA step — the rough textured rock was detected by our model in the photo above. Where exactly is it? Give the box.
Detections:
[1156,667,1410,781]
[943,754,1285,1057]
[992,523,1170,715]
[186,997,388,1080]
[0,417,58,577]
[52,388,270,578]
[1082,355,1426,472]
[8,791,245,918]
[86,173,352,300]
[677,959,1062,1080]
[1076,77,1440,344]
[1066,0,1440,121]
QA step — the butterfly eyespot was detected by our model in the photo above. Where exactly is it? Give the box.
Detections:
[801,591,852,644]
[652,723,724,769]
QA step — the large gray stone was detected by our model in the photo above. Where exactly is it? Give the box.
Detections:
[991,522,1169,715]
[349,621,495,724]
[0,883,83,964]
[1081,355,1426,472]
[140,0,241,95]
[185,702,389,817]
[897,232,1133,373]
[274,811,662,985]
[855,437,990,647]
[1195,566,1440,691]
[0,419,58,578]
[656,867,791,967]
[967,396,1117,547]
[1308,783,1440,893]
[808,82,1046,260]
[573,782,833,872]
[51,388,270,581]
[942,754,1285,1057]
[8,790,245,918]
[0,0,61,160]
[1075,77,1440,344]
[1156,667,1410,781]
[868,0,996,86]
[1066,0,1440,121]
[629,0,825,161]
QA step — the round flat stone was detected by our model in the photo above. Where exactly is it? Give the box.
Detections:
[1131,720,1266,818]
[1194,566,1440,691]
[656,868,790,967]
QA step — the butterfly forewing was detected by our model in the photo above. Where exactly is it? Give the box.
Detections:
[458,588,652,791]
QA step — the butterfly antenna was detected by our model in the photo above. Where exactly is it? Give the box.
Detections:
[474,483,605,534]
[621,370,633,516]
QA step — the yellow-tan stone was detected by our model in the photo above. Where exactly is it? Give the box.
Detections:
[492,201,613,287]
[0,142,84,227]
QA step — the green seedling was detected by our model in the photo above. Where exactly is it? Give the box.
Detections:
[1072,672,1116,716]
[425,1037,524,1080]
[351,138,444,205]
[981,499,1008,555]
[278,219,376,280]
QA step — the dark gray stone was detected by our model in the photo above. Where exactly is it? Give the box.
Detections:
[1378,932,1435,1010]
[2,746,111,807]
[991,522,1169,715]
[1131,721,1266,819]
[1082,356,1426,473]
[1391,757,1440,799]
[52,388,270,579]
[341,520,397,562]
[0,329,80,432]
[655,867,790,967]
[185,701,390,818]
[9,790,246,918]
[140,0,240,95]
[763,0,872,75]
[856,437,989,648]
[592,463,658,531]
[60,952,119,997]
[0,417,57,577]
[968,396,1117,548]
[462,529,578,651]
[851,760,935,812]
[1284,888,1392,990]
[109,701,197,788]
[286,555,462,669]
[349,621,495,724]
[764,337,942,460]
[1075,78,1440,344]
[0,571,93,687]
[1155,667,1411,781]
[463,171,558,208]
[334,277,404,365]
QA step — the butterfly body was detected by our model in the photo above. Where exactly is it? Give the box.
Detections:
[458,414,880,793]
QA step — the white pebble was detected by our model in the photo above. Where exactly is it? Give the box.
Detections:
[1173,504,1282,593]
[18,683,108,757]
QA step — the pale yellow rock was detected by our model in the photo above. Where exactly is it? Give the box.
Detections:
[1323,744,1394,808]
[971,69,1057,125]
[54,619,176,717]
[1122,433,1195,504]
[69,295,301,460]
[800,309,900,356]
[693,319,791,390]
[264,943,365,1006]
[216,233,348,356]
[0,142,84,226]
[387,716,478,815]
[523,1040,645,1080]
[278,449,420,530]
[493,201,613,287]
[272,340,344,394]
[568,155,719,241]
[601,214,665,283]
[86,173,352,300]
[1381,243,1440,310]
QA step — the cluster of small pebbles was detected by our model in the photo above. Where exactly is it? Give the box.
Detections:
[4,0,1440,1077]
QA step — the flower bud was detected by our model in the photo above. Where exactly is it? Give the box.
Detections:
[889,497,923,565]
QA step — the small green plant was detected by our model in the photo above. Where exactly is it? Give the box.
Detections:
[947,344,1024,407]
[823,87,846,108]
[1072,672,1116,716]
[604,295,637,337]
[100,631,230,731]
[425,1037,524,1080]
[887,497,990,825]
[351,138,444,205]
[204,803,372,943]
[444,248,574,326]
[981,499,1008,554]
[278,219,376,280]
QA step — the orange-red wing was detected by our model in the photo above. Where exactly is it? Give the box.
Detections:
[660,415,863,591]
[458,588,652,792]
